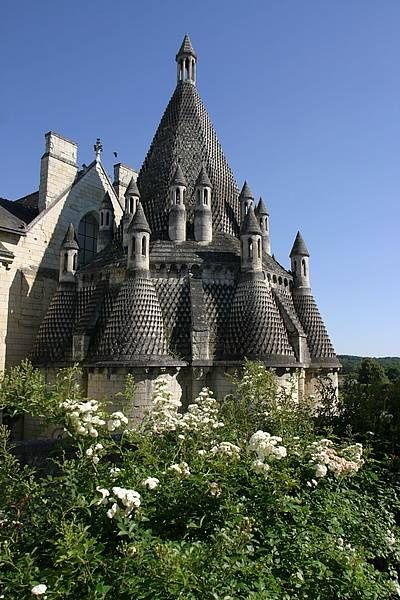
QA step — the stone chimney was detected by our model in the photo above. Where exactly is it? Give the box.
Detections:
[39,132,78,212]
[113,163,138,207]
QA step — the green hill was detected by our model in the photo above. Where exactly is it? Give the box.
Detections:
[338,355,400,375]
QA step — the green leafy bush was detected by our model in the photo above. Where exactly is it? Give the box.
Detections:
[0,362,399,599]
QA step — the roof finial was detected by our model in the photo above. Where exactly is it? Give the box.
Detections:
[94,138,103,162]
[176,35,197,85]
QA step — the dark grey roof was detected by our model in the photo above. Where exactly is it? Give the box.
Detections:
[225,276,296,361]
[0,191,39,226]
[125,177,140,198]
[239,181,254,200]
[171,163,187,187]
[0,204,26,234]
[127,202,151,233]
[31,284,77,364]
[137,81,240,239]
[195,165,212,188]
[176,34,197,59]
[290,231,309,257]
[96,276,168,363]
[240,206,262,235]
[255,197,269,216]
[292,293,337,361]
[62,223,79,250]
[101,192,113,210]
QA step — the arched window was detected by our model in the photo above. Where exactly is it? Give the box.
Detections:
[197,189,201,204]
[78,212,98,266]
[257,238,261,258]
[175,188,180,204]
[248,239,253,258]
[73,254,77,271]
[142,236,147,256]
[100,212,104,226]
[63,252,68,272]
[131,240,135,258]
[129,197,134,213]
[204,189,208,205]
[302,259,307,276]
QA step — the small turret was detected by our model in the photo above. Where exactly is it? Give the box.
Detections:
[97,192,114,253]
[59,223,79,283]
[255,197,271,256]
[240,206,263,273]
[176,34,197,85]
[123,177,140,247]
[239,181,254,224]
[290,231,310,290]
[194,165,212,243]
[168,164,187,242]
[127,202,151,273]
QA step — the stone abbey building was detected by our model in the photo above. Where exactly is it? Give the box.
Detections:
[0,36,340,426]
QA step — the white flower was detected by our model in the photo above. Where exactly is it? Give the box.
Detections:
[31,584,47,595]
[209,482,222,497]
[248,431,287,463]
[210,441,241,458]
[197,449,206,456]
[96,487,110,505]
[106,502,118,519]
[110,466,121,479]
[168,462,190,477]
[85,447,93,457]
[252,459,270,476]
[142,477,160,490]
[314,463,328,478]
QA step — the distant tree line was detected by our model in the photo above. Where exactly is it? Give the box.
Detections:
[338,355,400,382]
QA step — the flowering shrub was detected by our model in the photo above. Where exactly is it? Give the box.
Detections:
[0,361,400,599]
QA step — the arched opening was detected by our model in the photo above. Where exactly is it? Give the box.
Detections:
[185,57,190,79]
[73,254,77,271]
[175,188,180,204]
[100,212,104,226]
[204,189,208,205]
[284,278,288,287]
[302,259,307,276]
[129,197,134,213]
[272,275,277,284]
[278,277,282,285]
[142,236,147,256]
[248,238,253,258]
[197,189,201,204]
[78,212,98,266]
[131,240,135,258]
[257,238,261,258]
[63,252,68,272]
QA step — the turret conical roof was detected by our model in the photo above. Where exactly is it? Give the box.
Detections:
[195,165,212,188]
[62,223,79,250]
[125,177,140,198]
[137,72,240,238]
[101,191,113,210]
[290,231,309,257]
[240,206,262,236]
[255,196,269,216]
[171,163,187,187]
[127,202,151,233]
[176,34,197,59]
[239,180,254,200]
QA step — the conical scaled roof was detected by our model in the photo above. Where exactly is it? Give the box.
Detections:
[127,202,151,233]
[239,181,254,200]
[62,223,79,250]
[176,34,197,59]
[195,165,212,188]
[290,231,309,257]
[171,163,187,186]
[240,206,262,235]
[255,197,269,216]
[137,78,240,239]
[125,177,140,198]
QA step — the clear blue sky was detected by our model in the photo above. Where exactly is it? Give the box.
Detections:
[1,0,399,357]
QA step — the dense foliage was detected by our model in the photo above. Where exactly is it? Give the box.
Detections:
[338,355,400,380]
[0,362,400,599]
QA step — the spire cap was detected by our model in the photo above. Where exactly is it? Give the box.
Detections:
[195,165,212,188]
[62,223,79,250]
[125,177,140,198]
[101,191,113,210]
[171,163,187,187]
[290,231,310,257]
[240,206,262,236]
[176,34,197,60]
[255,196,269,216]
[239,180,254,200]
[128,202,151,234]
